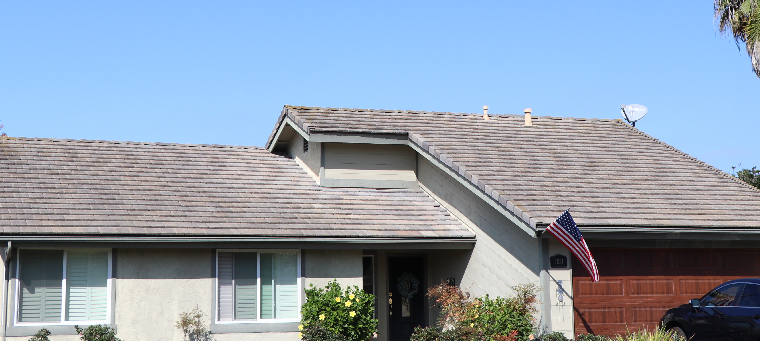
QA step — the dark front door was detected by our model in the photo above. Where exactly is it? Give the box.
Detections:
[388,256,425,341]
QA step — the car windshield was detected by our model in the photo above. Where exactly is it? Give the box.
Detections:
[702,283,743,307]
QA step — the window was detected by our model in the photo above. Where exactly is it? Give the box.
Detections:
[16,249,111,325]
[702,283,743,307]
[738,283,760,307]
[216,250,301,323]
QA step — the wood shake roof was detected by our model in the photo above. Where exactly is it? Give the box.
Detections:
[0,137,472,239]
[273,105,760,230]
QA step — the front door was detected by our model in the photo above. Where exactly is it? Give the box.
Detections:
[388,256,425,341]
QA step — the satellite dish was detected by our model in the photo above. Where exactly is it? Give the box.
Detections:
[621,104,648,127]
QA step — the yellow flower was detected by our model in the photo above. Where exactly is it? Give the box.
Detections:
[298,332,303,338]
[349,294,355,300]
[470,323,474,327]
[349,311,356,317]
[356,298,360,302]
[474,314,478,318]
[298,324,304,330]
[319,314,325,320]
[335,297,341,302]
[345,301,352,307]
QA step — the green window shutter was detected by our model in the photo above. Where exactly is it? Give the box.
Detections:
[274,253,298,318]
[217,252,234,321]
[66,251,108,321]
[234,253,257,320]
[260,253,274,319]
[18,250,63,322]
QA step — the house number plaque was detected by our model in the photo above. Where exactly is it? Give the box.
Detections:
[550,254,568,268]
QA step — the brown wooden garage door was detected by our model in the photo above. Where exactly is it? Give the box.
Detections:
[573,248,760,336]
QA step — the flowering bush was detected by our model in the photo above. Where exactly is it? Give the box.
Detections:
[300,280,377,341]
[411,282,539,341]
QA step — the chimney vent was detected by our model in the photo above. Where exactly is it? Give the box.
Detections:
[524,108,533,126]
[483,106,490,121]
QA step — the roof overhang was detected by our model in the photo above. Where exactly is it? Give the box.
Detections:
[2,236,476,250]
[537,226,760,240]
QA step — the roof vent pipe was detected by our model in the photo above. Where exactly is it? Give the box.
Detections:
[524,108,533,126]
[483,106,490,121]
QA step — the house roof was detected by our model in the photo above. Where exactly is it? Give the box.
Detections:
[0,137,473,240]
[270,105,760,230]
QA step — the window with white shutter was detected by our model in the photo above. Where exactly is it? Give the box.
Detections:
[216,250,301,323]
[16,249,112,325]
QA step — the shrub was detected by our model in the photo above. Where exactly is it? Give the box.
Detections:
[176,305,210,341]
[411,281,538,341]
[611,328,683,341]
[538,331,569,341]
[74,325,122,341]
[300,280,378,341]
[28,328,51,341]
[575,333,610,341]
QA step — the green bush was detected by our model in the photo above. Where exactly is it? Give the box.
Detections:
[28,328,51,341]
[411,281,538,341]
[470,294,533,339]
[410,325,493,341]
[74,325,122,341]
[575,333,610,341]
[539,331,569,341]
[300,280,377,341]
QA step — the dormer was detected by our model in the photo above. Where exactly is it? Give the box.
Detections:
[268,117,418,189]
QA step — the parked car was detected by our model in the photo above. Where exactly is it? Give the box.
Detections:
[661,278,760,341]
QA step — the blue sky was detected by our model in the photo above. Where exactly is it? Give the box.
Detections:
[1,1,758,173]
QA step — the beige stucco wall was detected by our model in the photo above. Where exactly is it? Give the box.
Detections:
[4,248,363,341]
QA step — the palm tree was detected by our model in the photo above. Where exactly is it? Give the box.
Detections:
[715,0,760,77]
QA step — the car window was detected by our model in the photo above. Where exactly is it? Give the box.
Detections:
[738,283,760,307]
[703,283,743,307]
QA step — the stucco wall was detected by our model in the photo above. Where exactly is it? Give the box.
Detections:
[4,248,363,341]
[417,157,544,326]
[303,249,363,289]
[288,133,321,180]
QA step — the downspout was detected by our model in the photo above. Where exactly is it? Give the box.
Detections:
[2,241,11,341]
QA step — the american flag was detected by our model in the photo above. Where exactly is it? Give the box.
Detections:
[546,210,599,282]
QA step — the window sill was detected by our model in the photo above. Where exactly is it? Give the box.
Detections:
[6,324,117,337]
[210,322,299,333]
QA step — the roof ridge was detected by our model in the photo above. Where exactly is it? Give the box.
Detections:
[7,136,262,150]
[284,105,621,122]
[612,121,760,194]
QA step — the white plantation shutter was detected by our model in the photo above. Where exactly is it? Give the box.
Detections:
[274,253,298,318]
[217,252,234,321]
[217,251,299,321]
[18,250,63,322]
[65,251,108,321]
[234,253,257,320]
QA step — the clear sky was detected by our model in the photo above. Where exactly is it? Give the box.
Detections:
[2,1,758,173]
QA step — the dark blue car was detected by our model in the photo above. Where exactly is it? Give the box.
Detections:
[661,279,760,341]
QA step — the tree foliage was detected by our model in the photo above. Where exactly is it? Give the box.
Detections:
[715,0,760,77]
[735,166,760,189]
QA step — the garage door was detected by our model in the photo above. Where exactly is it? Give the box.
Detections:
[573,248,760,336]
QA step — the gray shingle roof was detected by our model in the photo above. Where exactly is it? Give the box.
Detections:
[273,105,760,229]
[0,137,472,239]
